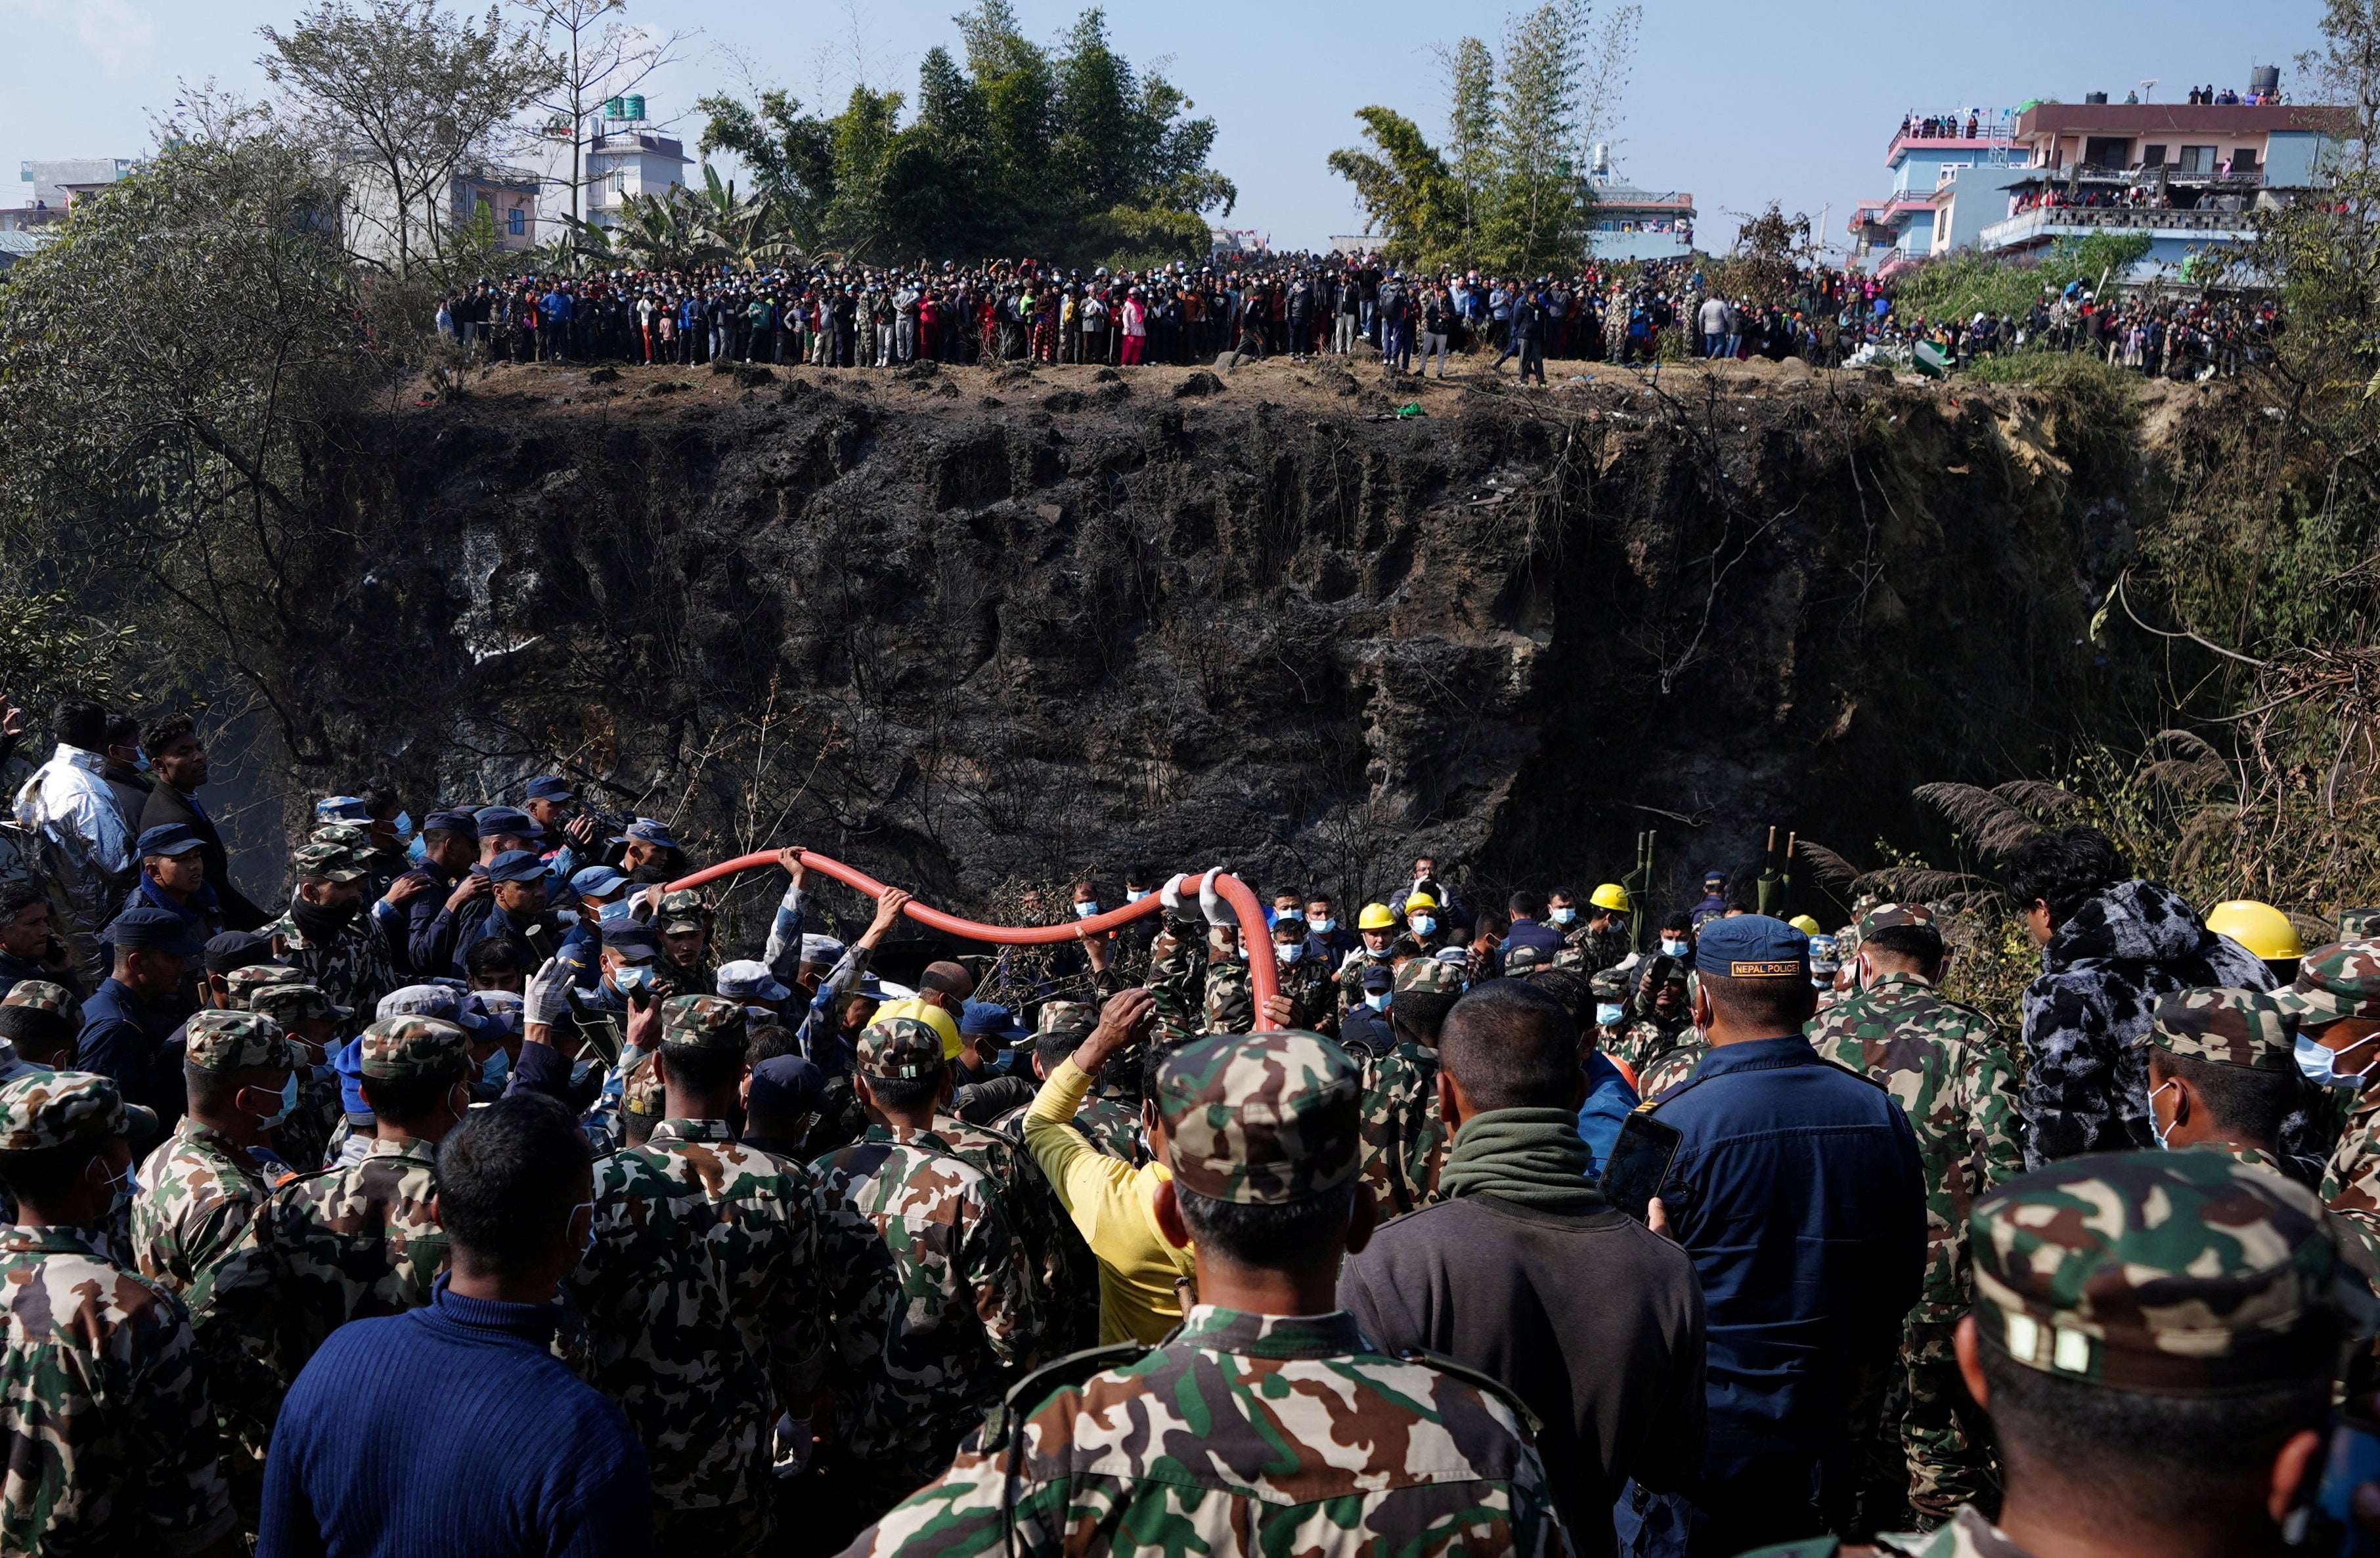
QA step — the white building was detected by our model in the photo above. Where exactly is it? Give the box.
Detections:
[18,157,135,213]
[342,163,541,265]
[583,130,690,228]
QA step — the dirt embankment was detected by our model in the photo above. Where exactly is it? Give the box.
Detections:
[284,348,2176,921]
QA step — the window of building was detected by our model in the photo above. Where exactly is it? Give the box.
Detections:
[2179,145,2216,173]
[2084,136,2131,168]
[508,206,525,236]
[2232,146,2260,171]
[2143,144,2167,167]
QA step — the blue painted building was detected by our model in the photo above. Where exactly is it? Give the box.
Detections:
[1850,112,2021,272]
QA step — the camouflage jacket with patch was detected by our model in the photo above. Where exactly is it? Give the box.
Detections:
[280,899,398,1022]
[846,1305,1564,1558]
[1355,1041,1447,1219]
[0,1224,236,1557]
[569,1118,828,1515]
[810,1126,1032,1486]
[931,1112,1097,1358]
[2320,1087,2380,1270]
[1809,970,2026,1314]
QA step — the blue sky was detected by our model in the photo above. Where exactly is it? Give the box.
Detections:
[0,0,2328,255]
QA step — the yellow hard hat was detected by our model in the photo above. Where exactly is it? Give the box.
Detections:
[875,997,961,1060]
[1404,893,1439,913]
[2205,899,2303,963]
[1591,883,1633,913]
[1787,914,1822,936]
[1357,902,1397,931]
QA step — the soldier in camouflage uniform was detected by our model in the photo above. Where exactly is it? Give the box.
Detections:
[2278,941,2380,1268]
[131,1008,300,1523]
[846,1029,1564,1558]
[0,976,83,1072]
[1564,884,1636,974]
[1355,959,1463,1219]
[280,840,397,1018]
[1740,1151,2377,1558]
[211,1014,468,1396]
[1807,902,2024,1528]
[244,982,349,1175]
[1264,914,1340,1037]
[2134,988,2304,1180]
[929,1080,1099,1359]
[0,1070,237,1555]
[1611,963,1694,1076]
[569,993,829,1556]
[653,886,716,989]
[811,1016,1033,1517]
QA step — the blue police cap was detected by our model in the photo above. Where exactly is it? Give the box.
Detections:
[424,810,479,835]
[334,1035,371,1119]
[133,823,204,858]
[1692,914,1809,980]
[624,818,678,848]
[484,849,546,884]
[315,796,372,823]
[569,865,627,900]
[749,1054,825,1121]
[604,921,662,956]
[106,907,204,959]
[476,807,535,840]
[959,1000,1030,1041]
[525,775,577,804]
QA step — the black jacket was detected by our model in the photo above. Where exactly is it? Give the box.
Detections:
[137,784,269,932]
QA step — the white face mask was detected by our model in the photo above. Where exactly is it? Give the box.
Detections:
[1274,909,1303,925]
[1274,941,1298,964]
[1125,888,1149,903]
[1595,1002,1625,1026]
[1410,916,1436,938]
[2148,1079,2176,1149]
[1365,991,1390,1011]
[1312,917,1336,934]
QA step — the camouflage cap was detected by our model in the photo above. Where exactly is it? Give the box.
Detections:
[1972,1150,2376,1394]
[1158,1031,1362,1205]
[222,964,307,1009]
[1588,967,1630,1002]
[1501,944,1549,974]
[1394,959,1464,995]
[2271,941,2380,1026]
[0,980,79,1023]
[2339,908,2380,942]
[622,1051,665,1118]
[654,889,706,934]
[357,1016,469,1081]
[1036,1000,1096,1041]
[185,1010,294,1074]
[857,1016,945,1080]
[1857,901,1935,938]
[2138,988,2295,1072]
[309,823,374,854]
[247,982,349,1026]
[659,993,747,1051]
[292,840,371,885]
[1203,966,1254,1033]
[0,1071,152,1152]
[1551,945,1591,972]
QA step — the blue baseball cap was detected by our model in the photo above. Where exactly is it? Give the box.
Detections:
[133,823,204,858]
[524,775,576,803]
[424,809,479,835]
[1692,914,1809,980]
[624,818,678,848]
[106,907,204,959]
[334,1035,371,1119]
[569,865,627,901]
[748,1054,825,1122]
[376,982,487,1030]
[476,806,535,840]
[959,1000,1030,1043]
[604,921,662,956]
[484,849,546,884]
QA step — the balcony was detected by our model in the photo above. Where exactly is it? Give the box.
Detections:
[1979,204,2260,250]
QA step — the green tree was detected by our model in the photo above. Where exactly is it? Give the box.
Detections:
[1488,0,1596,275]
[1442,38,1499,270]
[1327,108,1466,267]
[258,0,560,278]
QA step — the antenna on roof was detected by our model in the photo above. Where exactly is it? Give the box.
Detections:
[2138,78,2158,103]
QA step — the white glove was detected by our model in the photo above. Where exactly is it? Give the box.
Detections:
[525,955,571,1027]
[1199,868,1237,927]
[1159,872,1191,913]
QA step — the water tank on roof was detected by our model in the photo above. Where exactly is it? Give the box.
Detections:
[2250,64,2280,95]
[623,95,646,122]
[603,97,625,119]
[2084,91,2108,104]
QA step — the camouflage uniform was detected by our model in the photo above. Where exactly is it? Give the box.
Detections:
[1353,960,1459,1219]
[1564,917,1634,974]
[928,1108,1099,1357]
[845,1031,1564,1558]
[211,1015,463,1393]
[1739,1150,2380,1558]
[2339,907,2380,941]
[245,982,351,1175]
[1610,1010,1691,1074]
[654,887,716,988]
[812,1016,1032,1507]
[1807,904,2024,1525]
[988,1003,1148,1167]
[1636,1039,1708,1098]
[569,995,827,1556]
[1334,947,1392,1015]
[0,1071,236,1556]
[2279,941,2380,1268]
[282,841,398,1016]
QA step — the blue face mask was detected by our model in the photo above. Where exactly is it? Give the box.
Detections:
[1551,907,1577,926]
[1365,991,1390,1011]
[1595,1002,1625,1027]
[133,754,152,774]
[2147,1079,2176,1150]
[1411,916,1436,938]
[2297,1031,2379,1089]
[1660,938,1690,958]
[1075,901,1100,919]
[616,964,659,999]
[390,811,413,840]
[407,834,428,864]
[1313,917,1336,934]
[253,1072,299,1129]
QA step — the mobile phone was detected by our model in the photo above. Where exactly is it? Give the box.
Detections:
[1600,1112,1683,1223]
[2289,1404,2380,1554]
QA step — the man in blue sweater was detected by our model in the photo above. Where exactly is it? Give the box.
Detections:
[257,1094,651,1557]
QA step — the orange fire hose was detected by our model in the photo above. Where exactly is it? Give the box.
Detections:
[667,852,1281,1012]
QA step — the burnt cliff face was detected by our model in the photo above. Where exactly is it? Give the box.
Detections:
[282,355,2142,924]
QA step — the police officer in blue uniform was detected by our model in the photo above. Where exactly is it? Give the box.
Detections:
[1618,914,1926,1558]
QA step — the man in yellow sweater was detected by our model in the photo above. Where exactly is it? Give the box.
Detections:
[1018,987,1196,1343]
